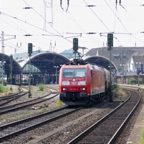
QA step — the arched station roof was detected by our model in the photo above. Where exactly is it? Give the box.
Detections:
[21,52,70,74]
[83,55,118,71]
[0,53,21,75]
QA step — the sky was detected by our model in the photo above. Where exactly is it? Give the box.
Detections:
[1,0,144,55]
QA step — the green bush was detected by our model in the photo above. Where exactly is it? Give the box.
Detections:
[128,78,136,84]
[0,80,7,86]
[3,80,7,86]
[113,83,120,91]
[38,84,44,91]
[0,84,8,93]
[57,100,63,107]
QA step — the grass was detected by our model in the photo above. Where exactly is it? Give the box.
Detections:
[113,89,127,101]
[38,84,44,91]
[57,100,63,107]
[3,116,8,121]
[24,111,30,115]
[0,84,8,93]
[141,117,144,121]
[41,106,47,111]
[138,128,144,144]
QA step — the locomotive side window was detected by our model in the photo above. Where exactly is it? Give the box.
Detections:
[75,69,85,77]
[63,69,74,77]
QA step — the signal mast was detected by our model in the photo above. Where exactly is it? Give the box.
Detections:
[71,38,86,65]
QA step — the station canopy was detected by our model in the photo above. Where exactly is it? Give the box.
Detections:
[0,53,21,75]
[84,55,117,71]
[21,52,70,74]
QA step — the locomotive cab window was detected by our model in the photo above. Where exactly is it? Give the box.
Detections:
[75,68,85,77]
[63,69,74,77]
[62,68,85,78]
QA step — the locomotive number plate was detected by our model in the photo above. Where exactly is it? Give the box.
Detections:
[71,82,76,85]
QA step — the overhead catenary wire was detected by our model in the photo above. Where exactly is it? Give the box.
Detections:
[104,0,135,46]
[83,0,111,32]
[54,1,102,45]
[106,0,144,44]
[23,0,72,44]
[0,12,56,52]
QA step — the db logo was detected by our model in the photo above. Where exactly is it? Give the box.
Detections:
[71,82,76,85]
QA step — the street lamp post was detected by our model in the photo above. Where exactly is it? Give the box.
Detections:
[54,66,59,84]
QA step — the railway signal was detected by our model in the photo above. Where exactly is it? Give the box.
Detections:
[73,38,78,51]
[28,43,33,56]
[27,43,33,97]
[107,33,113,50]
[107,33,113,102]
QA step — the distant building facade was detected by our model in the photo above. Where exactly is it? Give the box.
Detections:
[85,47,144,84]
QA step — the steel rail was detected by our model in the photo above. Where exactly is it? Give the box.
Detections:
[67,89,141,144]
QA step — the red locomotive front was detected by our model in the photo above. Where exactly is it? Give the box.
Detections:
[59,58,110,106]
[59,64,91,105]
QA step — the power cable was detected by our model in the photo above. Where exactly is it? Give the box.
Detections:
[104,0,134,45]
[0,11,57,36]
[53,1,102,47]
[83,0,111,32]
[112,0,144,44]
[23,0,72,43]
[0,13,55,49]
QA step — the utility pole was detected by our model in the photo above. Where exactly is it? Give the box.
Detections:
[1,31,16,54]
[1,31,4,53]
[43,0,53,30]
[10,55,13,91]
[1,32,4,86]
[121,49,124,84]
[1,31,16,85]
[28,43,33,97]
[107,33,113,102]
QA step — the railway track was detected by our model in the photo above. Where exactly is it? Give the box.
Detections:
[67,89,141,144]
[0,105,86,142]
[0,88,59,115]
[0,87,141,144]
[0,95,111,143]
[0,91,28,107]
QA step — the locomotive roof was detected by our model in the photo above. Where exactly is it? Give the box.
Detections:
[62,63,103,71]
[89,64,103,71]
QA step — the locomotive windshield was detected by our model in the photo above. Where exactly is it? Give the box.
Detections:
[63,69,74,77]
[75,68,85,77]
[62,68,85,78]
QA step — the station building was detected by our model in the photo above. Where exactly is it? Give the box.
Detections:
[1,46,144,86]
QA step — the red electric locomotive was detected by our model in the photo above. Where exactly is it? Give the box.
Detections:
[59,59,110,105]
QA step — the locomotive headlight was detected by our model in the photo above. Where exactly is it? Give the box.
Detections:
[62,88,67,91]
[62,81,70,85]
[80,88,85,91]
[78,81,86,85]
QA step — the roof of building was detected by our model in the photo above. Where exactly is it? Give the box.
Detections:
[85,47,144,71]
[0,53,21,74]
[59,48,82,59]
